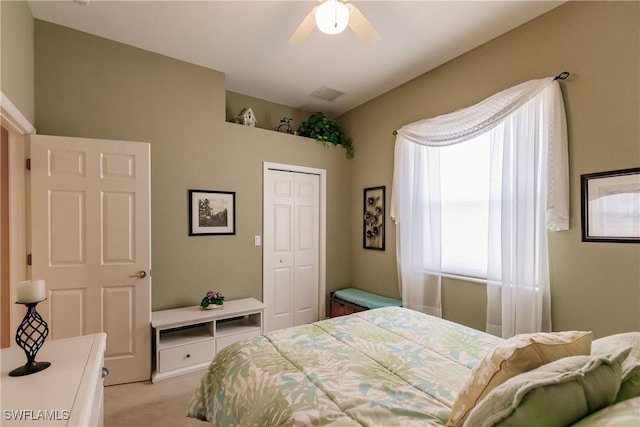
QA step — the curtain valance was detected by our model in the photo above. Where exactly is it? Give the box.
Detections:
[397,78,553,147]
[393,77,569,231]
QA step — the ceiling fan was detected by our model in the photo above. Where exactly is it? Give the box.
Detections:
[289,0,381,45]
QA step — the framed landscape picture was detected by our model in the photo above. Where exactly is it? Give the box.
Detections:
[580,167,640,243]
[189,190,236,236]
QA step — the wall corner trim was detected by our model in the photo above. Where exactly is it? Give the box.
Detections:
[0,92,36,135]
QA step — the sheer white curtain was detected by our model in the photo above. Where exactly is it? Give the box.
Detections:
[391,139,443,316]
[391,77,569,337]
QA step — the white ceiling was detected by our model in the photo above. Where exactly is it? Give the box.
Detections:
[28,1,565,117]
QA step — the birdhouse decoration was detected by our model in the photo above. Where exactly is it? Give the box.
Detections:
[232,107,257,127]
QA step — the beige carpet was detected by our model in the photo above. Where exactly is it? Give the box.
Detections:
[104,371,207,427]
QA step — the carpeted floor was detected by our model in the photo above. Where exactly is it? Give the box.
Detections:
[104,371,206,427]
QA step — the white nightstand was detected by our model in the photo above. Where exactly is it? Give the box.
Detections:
[150,297,265,383]
[1,333,107,426]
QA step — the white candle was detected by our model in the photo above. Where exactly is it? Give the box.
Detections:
[16,280,46,303]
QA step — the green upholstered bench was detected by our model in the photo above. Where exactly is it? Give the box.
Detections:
[329,288,402,317]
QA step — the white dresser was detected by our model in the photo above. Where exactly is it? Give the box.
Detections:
[1,333,107,427]
[151,297,265,383]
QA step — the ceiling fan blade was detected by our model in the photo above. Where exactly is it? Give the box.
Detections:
[347,4,381,45]
[288,7,317,45]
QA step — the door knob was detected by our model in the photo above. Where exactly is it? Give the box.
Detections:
[130,270,147,279]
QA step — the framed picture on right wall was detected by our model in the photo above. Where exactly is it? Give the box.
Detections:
[363,186,385,250]
[580,167,640,243]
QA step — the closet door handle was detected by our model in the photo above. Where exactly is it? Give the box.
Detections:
[129,270,147,279]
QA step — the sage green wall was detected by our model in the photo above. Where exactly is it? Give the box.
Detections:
[34,20,352,311]
[1,1,34,124]
[27,2,640,335]
[340,1,640,337]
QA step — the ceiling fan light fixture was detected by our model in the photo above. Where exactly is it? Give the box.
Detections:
[315,0,349,35]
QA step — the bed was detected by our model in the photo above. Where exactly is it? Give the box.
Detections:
[186,307,640,426]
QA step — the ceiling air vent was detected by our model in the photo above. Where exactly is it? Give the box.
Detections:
[309,85,345,102]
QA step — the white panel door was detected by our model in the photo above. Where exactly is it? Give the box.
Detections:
[264,170,295,332]
[294,173,319,326]
[264,168,320,332]
[29,134,151,385]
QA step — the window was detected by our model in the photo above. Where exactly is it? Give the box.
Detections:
[392,77,568,334]
[439,133,491,279]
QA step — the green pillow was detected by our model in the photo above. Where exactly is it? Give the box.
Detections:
[592,332,640,402]
[464,349,629,427]
[571,396,640,427]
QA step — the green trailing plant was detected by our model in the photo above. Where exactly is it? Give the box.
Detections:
[297,112,354,159]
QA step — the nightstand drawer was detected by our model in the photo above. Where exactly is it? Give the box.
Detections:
[158,339,215,373]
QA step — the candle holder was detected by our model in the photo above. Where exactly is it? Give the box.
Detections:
[9,299,51,377]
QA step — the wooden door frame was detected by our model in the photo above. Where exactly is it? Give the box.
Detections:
[263,162,327,327]
[0,92,35,345]
[1,127,9,348]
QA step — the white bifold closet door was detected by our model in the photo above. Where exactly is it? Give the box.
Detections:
[264,169,320,332]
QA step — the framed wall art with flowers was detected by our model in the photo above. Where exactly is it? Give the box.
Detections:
[363,186,385,250]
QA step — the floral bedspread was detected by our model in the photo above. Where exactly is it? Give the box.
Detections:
[186,307,503,426]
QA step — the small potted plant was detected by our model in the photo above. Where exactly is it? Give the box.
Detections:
[201,291,225,310]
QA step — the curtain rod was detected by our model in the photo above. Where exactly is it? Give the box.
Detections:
[392,71,571,136]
